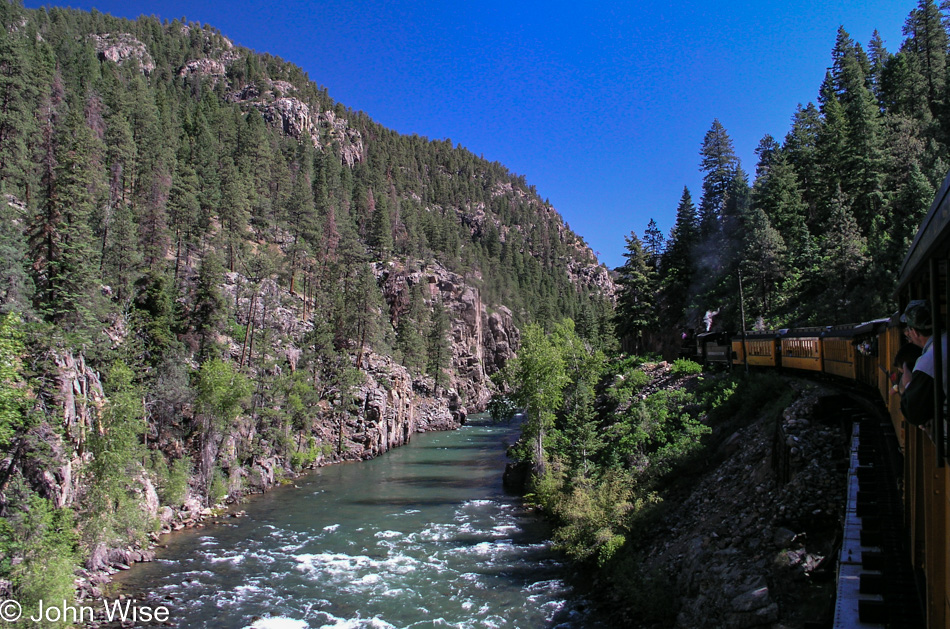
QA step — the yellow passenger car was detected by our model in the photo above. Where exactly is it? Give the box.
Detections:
[779,327,825,372]
[822,325,858,381]
[731,331,780,368]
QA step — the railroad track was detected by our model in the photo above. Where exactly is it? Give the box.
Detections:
[834,395,924,628]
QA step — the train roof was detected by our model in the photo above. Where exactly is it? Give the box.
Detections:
[732,330,780,340]
[822,319,890,337]
[779,326,827,338]
[899,169,950,291]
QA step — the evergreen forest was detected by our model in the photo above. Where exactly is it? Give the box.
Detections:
[616,0,950,345]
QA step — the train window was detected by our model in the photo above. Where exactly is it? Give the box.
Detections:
[784,339,819,358]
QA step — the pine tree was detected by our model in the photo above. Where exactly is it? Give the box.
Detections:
[129,76,173,271]
[137,160,172,271]
[284,157,317,294]
[426,298,451,392]
[395,284,427,372]
[742,209,786,318]
[193,250,227,361]
[902,0,947,113]
[752,149,808,251]
[753,135,780,181]
[100,199,141,303]
[217,157,249,271]
[829,26,870,104]
[167,162,200,281]
[348,262,385,369]
[816,73,849,226]
[867,30,891,106]
[817,190,869,321]
[369,192,394,259]
[0,21,38,198]
[28,70,64,312]
[642,218,665,269]
[721,165,752,250]
[835,37,887,238]
[31,105,101,326]
[102,74,136,211]
[659,187,698,324]
[783,103,823,223]
[880,47,932,125]
[613,232,655,354]
[698,119,740,239]
[0,197,32,315]
[887,162,934,268]
[696,121,743,319]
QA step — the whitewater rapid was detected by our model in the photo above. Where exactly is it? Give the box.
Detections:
[113,415,607,628]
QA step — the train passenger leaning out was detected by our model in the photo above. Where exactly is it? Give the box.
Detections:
[900,299,949,425]
[892,342,923,397]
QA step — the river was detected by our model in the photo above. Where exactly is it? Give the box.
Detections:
[112,414,609,628]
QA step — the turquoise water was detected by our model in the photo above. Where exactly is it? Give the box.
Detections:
[113,415,606,628]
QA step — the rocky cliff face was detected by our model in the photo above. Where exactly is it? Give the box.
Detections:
[218,270,466,463]
[376,260,520,414]
[16,351,102,511]
[220,83,366,164]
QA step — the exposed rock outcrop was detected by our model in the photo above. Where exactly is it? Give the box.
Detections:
[90,33,155,74]
[178,57,227,78]
[260,97,319,144]
[376,260,521,414]
[225,84,365,164]
[320,109,365,167]
[53,351,104,455]
[10,351,104,511]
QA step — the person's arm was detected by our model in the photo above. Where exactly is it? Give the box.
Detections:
[902,371,935,426]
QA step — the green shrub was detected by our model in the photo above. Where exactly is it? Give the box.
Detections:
[670,358,702,375]
[290,437,332,471]
[607,368,650,406]
[550,471,635,564]
[86,361,157,547]
[699,372,792,426]
[209,467,229,505]
[163,456,192,506]
[0,492,79,629]
[487,395,517,422]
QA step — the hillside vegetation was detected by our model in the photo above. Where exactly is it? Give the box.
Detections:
[0,1,612,619]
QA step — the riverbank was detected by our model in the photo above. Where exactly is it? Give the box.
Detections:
[73,398,472,607]
[89,416,607,628]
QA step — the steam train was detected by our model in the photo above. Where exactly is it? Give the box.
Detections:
[676,172,950,627]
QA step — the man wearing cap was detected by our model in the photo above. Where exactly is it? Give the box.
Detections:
[900,299,948,425]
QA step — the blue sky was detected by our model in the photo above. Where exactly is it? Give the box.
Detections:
[26,0,915,270]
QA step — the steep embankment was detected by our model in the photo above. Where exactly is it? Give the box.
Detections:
[605,376,851,628]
